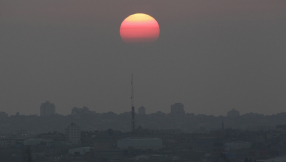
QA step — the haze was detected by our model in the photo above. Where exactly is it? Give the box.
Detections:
[0,0,286,116]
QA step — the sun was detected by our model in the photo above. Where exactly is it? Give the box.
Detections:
[120,13,160,44]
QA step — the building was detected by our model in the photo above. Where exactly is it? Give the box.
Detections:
[0,112,8,118]
[151,129,181,134]
[138,106,146,115]
[65,123,81,144]
[37,131,66,141]
[257,155,286,162]
[71,107,91,115]
[171,103,185,116]
[40,101,55,116]
[23,139,53,146]
[227,109,240,118]
[224,141,251,150]
[68,147,92,155]
[0,139,20,148]
[94,141,112,150]
[117,138,162,150]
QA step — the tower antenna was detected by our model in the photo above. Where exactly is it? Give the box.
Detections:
[131,74,135,133]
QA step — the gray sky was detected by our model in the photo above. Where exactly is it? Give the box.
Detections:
[1,0,286,116]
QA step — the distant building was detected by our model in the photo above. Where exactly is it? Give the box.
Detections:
[23,139,53,146]
[256,155,286,162]
[68,147,92,155]
[37,131,66,141]
[40,101,55,116]
[0,112,8,118]
[171,103,185,116]
[227,109,240,118]
[117,138,162,150]
[276,125,286,131]
[151,129,181,134]
[65,123,81,144]
[224,141,251,150]
[138,106,146,115]
[71,107,91,115]
[94,141,112,150]
[0,138,25,147]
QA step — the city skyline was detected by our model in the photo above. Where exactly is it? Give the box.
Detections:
[2,100,285,117]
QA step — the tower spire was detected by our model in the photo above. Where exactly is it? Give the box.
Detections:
[222,120,224,131]
[131,74,135,133]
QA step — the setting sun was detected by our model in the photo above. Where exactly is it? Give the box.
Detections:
[120,13,160,44]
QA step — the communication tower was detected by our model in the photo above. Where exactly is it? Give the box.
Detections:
[131,74,135,133]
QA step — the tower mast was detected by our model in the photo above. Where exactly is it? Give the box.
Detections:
[131,74,135,133]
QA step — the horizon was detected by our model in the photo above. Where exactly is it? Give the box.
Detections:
[4,104,286,117]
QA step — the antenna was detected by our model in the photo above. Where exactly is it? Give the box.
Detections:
[131,74,135,133]
[222,120,224,131]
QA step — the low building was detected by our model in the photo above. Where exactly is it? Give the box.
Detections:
[94,141,112,150]
[68,147,92,155]
[151,129,181,134]
[257,155,286,162]
[24,139,53,146]
[276,125,286,132]
[37,131,66,141]
[117,138,162,150]
[0,139,17,147]
[224,141,251,150]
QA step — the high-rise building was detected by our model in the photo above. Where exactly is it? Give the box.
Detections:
[71,107,90,115]
[65,123,81,144]
[138,106,146,115]
[40,101,55,116]
[227,109,240,118]
[171,103,185,115]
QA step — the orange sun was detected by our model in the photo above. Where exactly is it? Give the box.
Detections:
[120,13,160,44]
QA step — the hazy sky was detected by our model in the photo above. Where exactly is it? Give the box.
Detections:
[1,0,286,116]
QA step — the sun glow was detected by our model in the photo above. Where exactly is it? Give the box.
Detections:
[120,13,160,44]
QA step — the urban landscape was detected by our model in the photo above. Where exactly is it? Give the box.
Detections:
[1,101,286,161]
[1,0,286,162]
